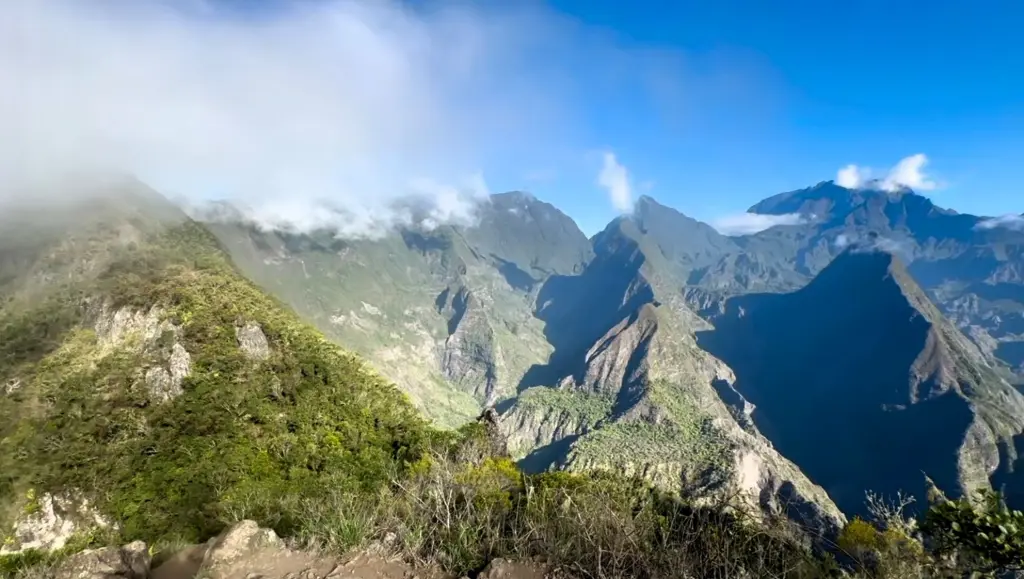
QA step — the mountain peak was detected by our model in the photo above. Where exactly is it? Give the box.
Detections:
[635,194,659,209]
[489,190,536,204]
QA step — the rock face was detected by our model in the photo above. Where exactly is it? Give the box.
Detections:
[202,193,589,427]
[90,302,193,402]
[1,492,112,555]
[145,343,192,402]
[54,540,150,579]
[500,220,847,537]
[438,286,502,404]
[236,322,271,360]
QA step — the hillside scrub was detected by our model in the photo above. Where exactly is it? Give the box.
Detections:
[0,221,433,545]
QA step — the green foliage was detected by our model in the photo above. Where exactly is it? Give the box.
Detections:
[568,418,730,487]
[515,387,613,427]
[921,488,1024,576]
[839,517,884,554]
[288,448,830,579]
[0,221,432,544]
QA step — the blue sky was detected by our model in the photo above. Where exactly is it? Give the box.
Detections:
[513,0,1024,234]
[3,0,1022,237]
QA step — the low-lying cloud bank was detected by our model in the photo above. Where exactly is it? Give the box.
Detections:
[976,214,1024,231]
[711,212,807,236]
[0,0,587,237]
[183,176,490,239]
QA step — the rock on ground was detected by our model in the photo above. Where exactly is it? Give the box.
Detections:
[46,521,561,579]
[1,492,112,555]
[236,323,271,360]
[476,558,551,579]
[54,540,150,579]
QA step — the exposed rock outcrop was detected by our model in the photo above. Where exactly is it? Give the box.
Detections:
[1,377,21,395]
[236,322,271,360]
[88,301,193,402]
[500,402,594,461]
[53,540,150,579]
[1,492,112,555]
[438,286,502,404]
[477,558,550,579]
[145,342,192,402]
[93,303,176,350]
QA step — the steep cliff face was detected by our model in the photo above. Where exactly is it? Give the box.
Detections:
[697,246,1024,517]
[201,193,587,427]
[500,220,847,536]
[437,285,502,404]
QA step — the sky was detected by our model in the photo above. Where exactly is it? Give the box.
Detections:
[2,0,1022,237]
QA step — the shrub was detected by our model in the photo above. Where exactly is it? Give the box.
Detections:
[921,488,1024,577]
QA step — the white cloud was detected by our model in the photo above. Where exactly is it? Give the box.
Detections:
[598,152,634,213]
[834,233,850,249]
[836,165,867,189]
[976,214,1024,231]
[881,153,937,192]
[869,235,915,262]
[0,0,588,236]
[834,154,939,193]
[711,212,806,236]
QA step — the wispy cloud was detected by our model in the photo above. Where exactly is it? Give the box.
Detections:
[711,212,806,236]
[598,152,634,213]
[0,0,605,236]
[834,154,940,193]
[0,1,796,237]
[976,214,1024,231]
[841,232,914,260]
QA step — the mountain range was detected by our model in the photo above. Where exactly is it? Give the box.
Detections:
[3,176,1024,542]
[199,180,1024,519]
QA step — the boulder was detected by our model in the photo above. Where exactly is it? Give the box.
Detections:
[54,540,150,579]
[200,520,285,578]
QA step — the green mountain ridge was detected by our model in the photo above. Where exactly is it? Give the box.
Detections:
[202,191,592,428]
[0,186,431,547]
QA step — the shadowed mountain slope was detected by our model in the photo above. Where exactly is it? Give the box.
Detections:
[697,246,1024,517]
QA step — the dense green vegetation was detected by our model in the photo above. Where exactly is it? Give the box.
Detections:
[514,387,614,427]
[0,220,432,544]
